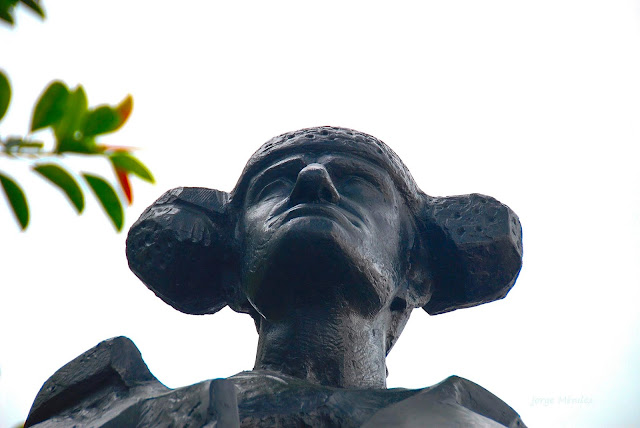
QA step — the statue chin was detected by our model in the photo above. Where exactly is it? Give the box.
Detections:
[243,218,392,320]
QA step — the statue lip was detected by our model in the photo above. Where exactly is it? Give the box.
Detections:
[280,203,362,229]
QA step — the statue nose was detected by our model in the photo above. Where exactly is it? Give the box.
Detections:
[289,163,340,205]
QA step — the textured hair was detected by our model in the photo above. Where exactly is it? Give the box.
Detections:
[230,126,424,211]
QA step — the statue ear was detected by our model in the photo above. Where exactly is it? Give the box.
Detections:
[126,187,241,315]
[419,193,523,315]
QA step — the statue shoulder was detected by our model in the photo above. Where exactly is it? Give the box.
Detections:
[25,336,240,428]
[25,336,168,427]
[363,376,526,428]
[25,342,525,428]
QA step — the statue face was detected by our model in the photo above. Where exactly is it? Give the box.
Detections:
[239,148,411,320]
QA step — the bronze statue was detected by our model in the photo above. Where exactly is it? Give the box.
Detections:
[25,127,525,427]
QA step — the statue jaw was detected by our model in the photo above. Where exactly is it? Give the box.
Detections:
[241,217,396,321]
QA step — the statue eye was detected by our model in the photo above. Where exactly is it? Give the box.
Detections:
[254,178,292,202]
[339,176,379,198]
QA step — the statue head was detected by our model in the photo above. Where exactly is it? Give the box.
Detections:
[232,128,431,325]
[126,126,523,356]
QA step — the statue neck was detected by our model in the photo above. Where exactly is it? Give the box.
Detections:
[253,305,389,389]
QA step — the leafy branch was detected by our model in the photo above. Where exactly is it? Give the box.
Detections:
[0,0,44,26]
[0,70,154,231]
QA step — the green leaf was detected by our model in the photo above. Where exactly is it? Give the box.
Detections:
[0,4,16,26]
[83,106,120,137]
[109,152,154,183]
[83,173,123,231]
[56,135,97,154]
[19,0,44,18]
[33,164,84,213]
[0,171,29,230]
[31,81,69,132]
[114,95,133,128]
[53,86,95,154]
[0,70,10,122]
[83,95,133,137]
[53,85,87,142]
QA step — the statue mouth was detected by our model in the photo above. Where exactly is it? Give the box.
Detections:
[279,203,362,229]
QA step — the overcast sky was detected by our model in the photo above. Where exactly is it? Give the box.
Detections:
[1,1,639,427]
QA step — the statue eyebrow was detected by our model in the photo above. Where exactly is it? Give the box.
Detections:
[247,156,307,196]
[323,157,391,188]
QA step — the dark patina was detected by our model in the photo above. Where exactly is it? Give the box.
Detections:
[26,127,525,427]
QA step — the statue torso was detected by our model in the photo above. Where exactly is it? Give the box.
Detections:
[25,337,524,428]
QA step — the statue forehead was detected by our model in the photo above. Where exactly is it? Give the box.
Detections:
[246,152,394,185]
[230,127,422,208]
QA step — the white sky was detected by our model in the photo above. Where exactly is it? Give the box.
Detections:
[1,1,639,427]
